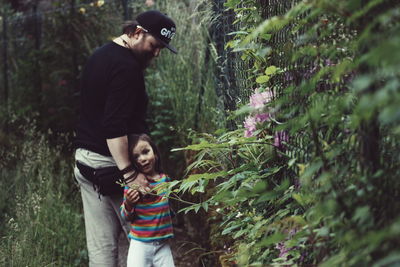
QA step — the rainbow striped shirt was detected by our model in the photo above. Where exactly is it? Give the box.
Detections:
[120,174,174,242]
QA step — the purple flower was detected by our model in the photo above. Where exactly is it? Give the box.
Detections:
[249,89,273,109]
[255,113,270,123]
[276,242,290,258]
[244,116,256,131]
[244,129,254,137]
[325,59,335,66]
[274,131,289,150]
[275,227,299,258]
[304,63,318,79]
[284,71,294,82]
[243,113,271,137]
[244,116,256,137]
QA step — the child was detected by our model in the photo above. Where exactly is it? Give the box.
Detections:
[120,134,175,267]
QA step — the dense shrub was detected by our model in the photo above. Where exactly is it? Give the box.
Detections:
[172,0,400,266]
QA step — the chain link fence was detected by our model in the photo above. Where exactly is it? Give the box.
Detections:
[211,0,311,163]
[211,0,302,110]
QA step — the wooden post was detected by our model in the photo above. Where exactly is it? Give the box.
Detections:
[2,11,9,132]
[33,3,43,109]
[121,0,131,20]
[71,0,79,90]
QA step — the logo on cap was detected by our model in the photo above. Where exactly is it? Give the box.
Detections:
[160,27,175,40]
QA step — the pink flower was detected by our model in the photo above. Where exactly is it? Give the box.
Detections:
[249,89,273,109]
[255,113,270,123]
[243,114,270,137]
[244,116,256,137]
[244,129,254,137]
[244,116,256,131]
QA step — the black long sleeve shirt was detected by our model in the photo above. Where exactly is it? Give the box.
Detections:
[75,42,149,156]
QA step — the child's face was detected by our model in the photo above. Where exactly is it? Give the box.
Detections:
[132,140,157,175]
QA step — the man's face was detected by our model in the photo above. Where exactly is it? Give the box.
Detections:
[132,33,164,68]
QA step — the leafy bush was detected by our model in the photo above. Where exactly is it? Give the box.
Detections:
[170,0,400,266]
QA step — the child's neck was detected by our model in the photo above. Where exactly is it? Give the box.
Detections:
[146,172,161,180]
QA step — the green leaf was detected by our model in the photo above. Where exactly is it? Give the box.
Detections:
[292,193,306,207]
[224,0,241,9]
[314,227,329,237]
[233,229,247,239]
[202,202,209,212]
[255,191,278,203]
[194,204,201,213]
[222,224,242,235]
[288,158,297,167]
[253,181,268,193]
[265,66,277,75]
[260,33,272,41]
[256,75,270,84]
[186,170,228,182]
[257,232,285,247]
[227,31,249,36]
[352,206,371,224]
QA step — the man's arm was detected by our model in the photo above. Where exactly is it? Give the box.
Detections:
[106,136,151,192]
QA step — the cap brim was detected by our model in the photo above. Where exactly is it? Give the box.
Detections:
[154,36,177,54]
[165,44,177,54]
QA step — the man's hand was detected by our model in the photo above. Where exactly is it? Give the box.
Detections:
[106,136,152,193]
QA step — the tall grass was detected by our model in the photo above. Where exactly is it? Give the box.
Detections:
[146,0,221,133]
[0,117,86,267]
[144,0,222,176]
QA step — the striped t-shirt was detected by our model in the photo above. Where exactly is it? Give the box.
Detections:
[120,174,174,242]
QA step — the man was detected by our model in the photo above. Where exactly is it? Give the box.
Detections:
[74,10,177,267]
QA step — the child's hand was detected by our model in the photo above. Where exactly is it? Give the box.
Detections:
[126,189,141,206]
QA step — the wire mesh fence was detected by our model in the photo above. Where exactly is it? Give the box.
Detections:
[210,0,312,162]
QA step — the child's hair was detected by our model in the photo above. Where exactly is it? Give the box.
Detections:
[128,134,163,173]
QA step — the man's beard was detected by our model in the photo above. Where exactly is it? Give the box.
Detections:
[132,50,154,69]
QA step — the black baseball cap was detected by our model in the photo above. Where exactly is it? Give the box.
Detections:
[136,10,177,54]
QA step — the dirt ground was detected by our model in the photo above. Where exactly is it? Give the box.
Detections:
[170,218,218,267]
[170,223,210,267]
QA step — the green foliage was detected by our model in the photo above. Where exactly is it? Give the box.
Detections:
[145,0,222,177]
[1,0,122,133]
[0,115,86,266]
[172,0,400,265]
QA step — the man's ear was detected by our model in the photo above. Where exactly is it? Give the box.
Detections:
[130,27,144,39]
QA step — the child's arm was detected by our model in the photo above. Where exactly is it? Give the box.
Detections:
[120,187,141,221]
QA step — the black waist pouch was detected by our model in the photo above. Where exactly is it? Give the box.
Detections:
[76,161,124,196]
